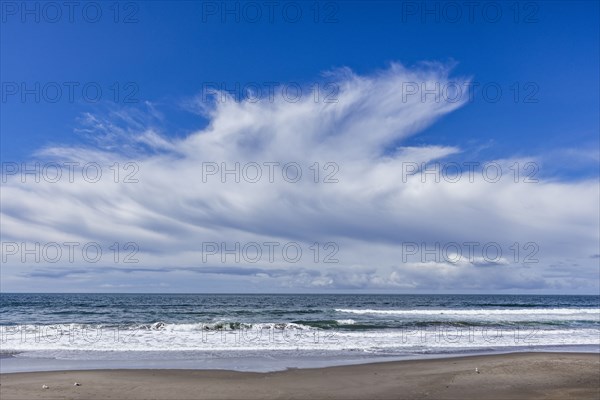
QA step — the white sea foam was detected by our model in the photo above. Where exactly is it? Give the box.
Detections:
[1,323,598,354]
[334,308,600,317]
[335,319,356,325]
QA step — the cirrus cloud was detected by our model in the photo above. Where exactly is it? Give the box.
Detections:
[1,63,598,293]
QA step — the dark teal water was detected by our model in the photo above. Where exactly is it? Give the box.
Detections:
[1,293,599,328]
[0,294,600,330]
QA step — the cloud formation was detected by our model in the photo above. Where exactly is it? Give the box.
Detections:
[1,63,598,293]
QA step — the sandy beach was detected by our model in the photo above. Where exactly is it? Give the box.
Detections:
[1,352,598,399]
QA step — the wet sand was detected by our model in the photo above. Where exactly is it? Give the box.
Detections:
[1,352,598,399]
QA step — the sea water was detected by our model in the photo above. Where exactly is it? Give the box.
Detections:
[1,293,598,372]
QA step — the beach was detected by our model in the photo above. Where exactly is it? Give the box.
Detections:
[1,352,598,400]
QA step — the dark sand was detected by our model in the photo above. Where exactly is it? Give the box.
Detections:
[1,352,598,399]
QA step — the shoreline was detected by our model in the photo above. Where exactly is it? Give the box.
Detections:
[1,352,598,399]
[2,345,598,374]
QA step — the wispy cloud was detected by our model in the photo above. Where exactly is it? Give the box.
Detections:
[1,63,598,293]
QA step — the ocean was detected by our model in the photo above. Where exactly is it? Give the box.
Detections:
[1,293,598,372]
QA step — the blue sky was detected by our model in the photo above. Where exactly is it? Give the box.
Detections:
[1,1,599,293]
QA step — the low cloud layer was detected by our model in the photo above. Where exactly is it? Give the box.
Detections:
[1,64,598,293]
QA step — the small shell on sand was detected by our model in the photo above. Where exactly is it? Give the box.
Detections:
[42,385,49,389]
[74,382,81,386]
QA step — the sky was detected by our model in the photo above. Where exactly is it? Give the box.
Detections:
[0,1,599,294]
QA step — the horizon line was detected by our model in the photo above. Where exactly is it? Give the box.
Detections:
[2,292,599,296]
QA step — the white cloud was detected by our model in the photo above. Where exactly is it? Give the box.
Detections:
[1,63,598,293]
